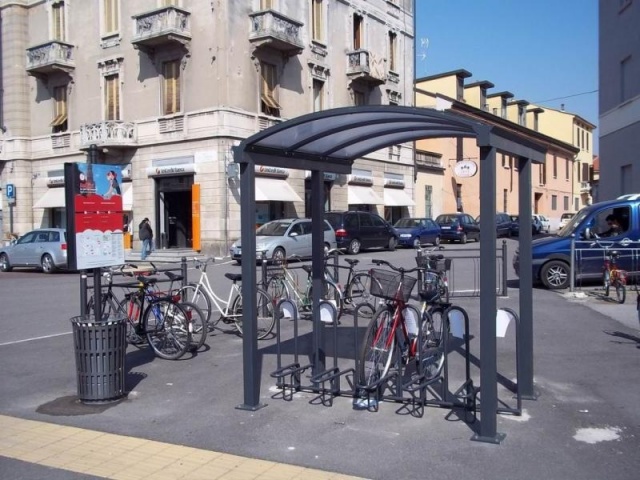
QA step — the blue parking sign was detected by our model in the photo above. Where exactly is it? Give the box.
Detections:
[6,183,15,204]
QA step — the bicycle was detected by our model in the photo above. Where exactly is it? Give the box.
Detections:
[264,254,342,320]
[87,266,192,360]
[357,259,445,391]
[323,250,376,318]
[179,257,276,340]
[592,240,627,304]
[415,245,450,304]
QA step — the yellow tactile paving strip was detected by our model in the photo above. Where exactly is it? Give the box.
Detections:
[0,415,366,480]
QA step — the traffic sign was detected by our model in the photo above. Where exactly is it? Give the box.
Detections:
[6,183,16,205]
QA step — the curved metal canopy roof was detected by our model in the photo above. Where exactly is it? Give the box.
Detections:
[236,105,546,172]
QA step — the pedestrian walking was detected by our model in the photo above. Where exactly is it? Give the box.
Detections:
[139,218,154,260]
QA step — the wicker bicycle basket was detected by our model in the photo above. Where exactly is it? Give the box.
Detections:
[415,255,451,273]
[370,269,417,302]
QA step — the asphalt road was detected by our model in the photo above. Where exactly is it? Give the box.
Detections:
[1,239,638,480]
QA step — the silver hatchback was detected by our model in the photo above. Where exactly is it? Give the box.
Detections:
[0,228,68,273]
[230,218,337,263]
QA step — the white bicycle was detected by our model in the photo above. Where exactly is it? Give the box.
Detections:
[179,258,275,340]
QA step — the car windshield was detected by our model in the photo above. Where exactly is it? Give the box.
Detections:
[394,218,422,228]
[256,221,291,236]
[436,215,458,225]
[557,209,589,237]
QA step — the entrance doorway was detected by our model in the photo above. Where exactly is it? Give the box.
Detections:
[156,175,193,248]
[534,192,543,214]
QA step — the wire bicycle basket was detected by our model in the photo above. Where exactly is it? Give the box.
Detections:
[370,269,417,302]
[415,255,451,273]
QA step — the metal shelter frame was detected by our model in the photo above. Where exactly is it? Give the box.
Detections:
[232,105,544,444]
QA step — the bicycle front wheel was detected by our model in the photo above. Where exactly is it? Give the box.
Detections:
[144,299,191,360]
[119,296,146,347]
[265,275,291,308]
[180,301,208,351]
[179,284,214,325]
[358,308,396,390]
[603,271,610,296]
[346,273,375,318]
[614,280,626,304]
[230,288,276,340]
[419,306,446,380]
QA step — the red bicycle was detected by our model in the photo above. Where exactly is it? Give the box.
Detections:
[602,249,626,304]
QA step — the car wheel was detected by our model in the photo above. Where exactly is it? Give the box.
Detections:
[0,253,12,272]
[234,260,242,266]
[433,236,440,246]
[41,254,56,274]
[348,238,361,255]
[540,260,570,289]
[412,237,421,249]
[460,233,467,244]
[272,247,286,263]
[387,236,397,251]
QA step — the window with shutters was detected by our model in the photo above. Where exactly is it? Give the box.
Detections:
[312,79,324,112]
[353,14,363,50]
[353,90,365,106]
[260,62,280,117]
[163,60,181,115]
[261,0,273,9]
[103,0,119,35]
[52,2,66,42]
[311,0,324,42]
[104,74,120,120]
[388,31,397,71]
[51,86,68,133]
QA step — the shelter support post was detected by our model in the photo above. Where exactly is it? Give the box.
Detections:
[517,156,537,399]
[236,154,266,411]
[310,170,326,377]
[471,145,505,444]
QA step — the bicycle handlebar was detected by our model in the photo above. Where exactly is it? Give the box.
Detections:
[371,258,421,275]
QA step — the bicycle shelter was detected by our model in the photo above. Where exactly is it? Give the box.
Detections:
[233,105,545,443]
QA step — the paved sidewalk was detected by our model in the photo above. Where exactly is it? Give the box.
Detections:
[1,269,639,480]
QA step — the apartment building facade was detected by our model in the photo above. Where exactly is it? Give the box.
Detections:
[414,70,579,228]
[0,0,415,253]
[598,0,640,199]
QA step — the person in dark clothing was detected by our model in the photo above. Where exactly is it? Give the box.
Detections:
[601,214,623,237]
[139,218,154,260]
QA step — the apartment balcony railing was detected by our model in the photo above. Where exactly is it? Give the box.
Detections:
[131,6,191,53]
[249,10,303,56]
[580,181,591,193]
[346,49,386,86]
[26,41,75,78]
[415,152,443,169]
[79,121,137,149]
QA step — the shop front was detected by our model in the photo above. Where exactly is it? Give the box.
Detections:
[254,166,303,226]
[383,173,414,224]
[347,169,383,212]
[304,171,335,217]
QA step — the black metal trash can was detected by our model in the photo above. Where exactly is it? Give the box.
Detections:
[71,314,127,403]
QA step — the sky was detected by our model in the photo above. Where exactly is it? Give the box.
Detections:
[415,0,599,153]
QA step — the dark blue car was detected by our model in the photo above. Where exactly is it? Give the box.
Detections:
[393,217,442,248]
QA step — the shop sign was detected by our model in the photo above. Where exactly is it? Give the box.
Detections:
[255,165,288,178]
[304,171,337,181]
[348,174,373,186]
[454,160,478,178]
[384,178,405,188]
[146,164,196,177]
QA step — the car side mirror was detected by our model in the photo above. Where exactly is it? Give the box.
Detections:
[289,232,298,237]
[582,228,593,239]
[10,239,17,246]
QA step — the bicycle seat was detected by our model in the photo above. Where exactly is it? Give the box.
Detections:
[137,276,157,286]
[225,272,242,282]
[165,271,183,282]
[610,251,620,259]
[302,265,313,274]
[345,258,359,266]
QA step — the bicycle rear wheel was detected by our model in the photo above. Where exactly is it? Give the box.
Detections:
[180,301,208,351]
[358,308,396,390]
[614,280,626,304]
[346,273,375,318]
[86,293,120,318]
[230,288,276,340]
[604,271,610,296]
[265,275,291,308]
[179,284,214,325]
[143,299,191,360]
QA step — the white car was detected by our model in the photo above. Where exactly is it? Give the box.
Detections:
[557,212,575,231]
[532,214,550,234]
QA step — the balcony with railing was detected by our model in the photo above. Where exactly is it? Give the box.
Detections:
[26,41,75,78]
[249,10,303,56]
[346,49,386,86]
[415,150,444,170]
[131,6,191,53]
[79,121,137,149]
[580,181,591,193]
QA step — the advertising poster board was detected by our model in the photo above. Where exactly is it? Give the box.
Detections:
[64,162,125,271]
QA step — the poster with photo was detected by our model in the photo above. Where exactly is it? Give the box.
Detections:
[64,163,125,270]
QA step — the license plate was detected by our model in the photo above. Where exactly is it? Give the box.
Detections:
[441,226,451,230]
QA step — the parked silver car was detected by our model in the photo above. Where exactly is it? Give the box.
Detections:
[230,218,337,263]
[0,228,67,273]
